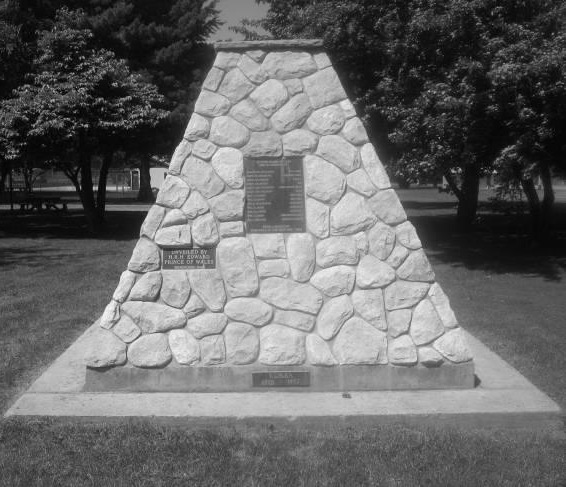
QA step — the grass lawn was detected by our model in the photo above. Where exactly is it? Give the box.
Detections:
[1,190,565,486]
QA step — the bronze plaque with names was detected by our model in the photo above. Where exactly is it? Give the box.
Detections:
[244,157,306,233]
[252,371,310,387]
[162,248,216,269]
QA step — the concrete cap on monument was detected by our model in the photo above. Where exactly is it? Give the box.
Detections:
[84,39,473,394]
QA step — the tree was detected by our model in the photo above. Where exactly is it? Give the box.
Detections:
[248,0,565,232]
[0,8,168,232]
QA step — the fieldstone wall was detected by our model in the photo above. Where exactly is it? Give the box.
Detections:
[86,40,472,371]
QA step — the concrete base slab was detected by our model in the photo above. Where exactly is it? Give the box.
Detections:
[4,324,563,431]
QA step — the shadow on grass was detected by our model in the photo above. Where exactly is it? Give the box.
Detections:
[410,204,566,282]
[0,210,146,241]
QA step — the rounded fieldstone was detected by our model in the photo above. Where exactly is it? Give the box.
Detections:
[306,198,329,239]
[183,292,206,319]
[181,191,209,219]
[273,309,315,332]
[209,190,245,222]
[316,295,354,340]
[211,148,244,189]
[99,300,120,330]
[283,78,303,95]
[354,231,369,255]
[367,221,396,261]
[428,283,458,329]
[330,192,377,235]
[250,234,286,259]
[307,105,345,135]
[418,346,445,367]
[230,98,270,131]
[225,322,259,365]
[313,52,332,69]
[186,312,228,339]
[214,51,241,70]
[129,271,162,301]
[351,289,387,330]
[169,140,192,175]
[217,237,259,297]
[286,234,315,283]
[208,116,250,148]
[249,79,289,117]
[304,155,345,205]
[192,213,219,247]
[161,209,187,228]
[192,139,217,161]
[219,221,245,238]
[316,236,359,268]
[360,143,391,189]
[161,270,191,309]
[128,238,160,273]
[387,309,412,337]
[258,259,290,279]
[332,317,387,365]
[433,328,472,363]
[410,299,445,346]
[184,113,210,141]
[356,255,396,289]
[310,266,356,297]
[128,333,172,368]
[388,335,418,365]
[259,325,306,365]
[194,90,231,118]
[188,269,227,312]
[384,281,430,310]
[224,298,273,327]
[396,221,422,250]
[261,51,317,79]
[386,244,410,269]
[111,315,141,344]
[156,176,191,209]
[242,131,283,158]
[169,329,200,365]
[282,129,319,156]
[341,118,369,145]
[237,54,268,84]
[260,277,323,315]
[306,335,337,366]
[112,271,138,303]
[200,335,226,365]
[202,67,224,92]
[140,205,166,239]
[368,189,407,225]
[397,249,435,282]
[155,225,192,248]
[316,135,358,173]
[217,68,255,104]
[303,67,347,109]
[347,169,377,197]
[181,156,225,198]
[85,328,127,368]
[121,301,186,334]
[271,94,313,134]
[340,99,356,118]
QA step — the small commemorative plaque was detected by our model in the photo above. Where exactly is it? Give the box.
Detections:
[252,371,310,388]
[162,248,216,270]
[244,157,306,233]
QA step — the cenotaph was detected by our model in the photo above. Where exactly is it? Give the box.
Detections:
[84,39,474,392]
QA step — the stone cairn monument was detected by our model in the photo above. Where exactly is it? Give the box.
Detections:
[85,40,473,392]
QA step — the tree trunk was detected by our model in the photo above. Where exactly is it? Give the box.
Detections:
[539,163,554,243]
[96,151,113,224]
[78,149,101,234]
[0,160,9,195]
[520,177,542,239]
[455,164,480,229]
[137,157,154,202]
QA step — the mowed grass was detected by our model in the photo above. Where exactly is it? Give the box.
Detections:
[1,191,566,486]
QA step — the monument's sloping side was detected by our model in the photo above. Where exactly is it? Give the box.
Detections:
[84,40,473,392]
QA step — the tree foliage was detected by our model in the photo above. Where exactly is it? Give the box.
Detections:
[0,8,168,231]
[249,0,566,236]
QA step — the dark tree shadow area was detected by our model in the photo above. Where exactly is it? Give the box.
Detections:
[407,199,566,282]
[0,210,146,240]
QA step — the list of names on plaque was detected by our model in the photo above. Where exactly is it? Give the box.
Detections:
[244,157,306,233]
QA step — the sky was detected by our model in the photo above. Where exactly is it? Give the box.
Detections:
[210,0,269,41]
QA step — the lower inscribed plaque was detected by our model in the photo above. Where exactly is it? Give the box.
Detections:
[162,248,216,270]
[252,371,310,387]
[244,157,306,233]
